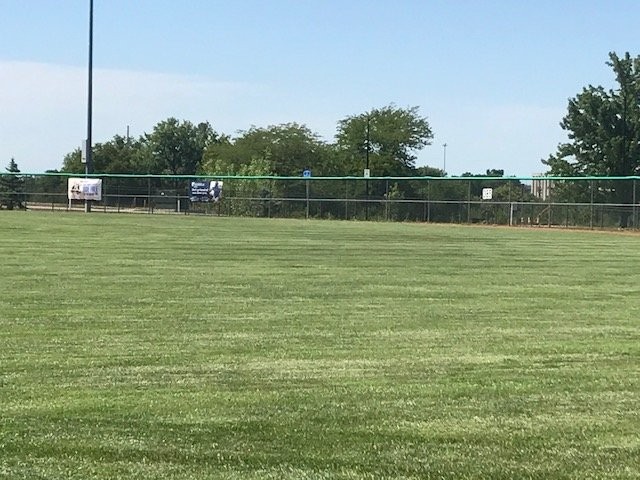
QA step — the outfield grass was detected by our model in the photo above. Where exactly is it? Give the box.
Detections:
[1,211,639,479]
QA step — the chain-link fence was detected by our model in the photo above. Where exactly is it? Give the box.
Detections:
[3,173,640,229]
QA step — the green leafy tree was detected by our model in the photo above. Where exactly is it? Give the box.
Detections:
[415,165,445,177]
[0,158,26,210]
[140,118,219,205]
[94,136,151,174]
[203,123,334,210]
[60,148,83,174]
[544,52,640,225]
[204,123,331,177]
[61,136,150,174]
[335,105,433,177]
[145,118,217,175]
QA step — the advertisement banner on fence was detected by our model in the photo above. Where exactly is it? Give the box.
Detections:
[190,180,223,202]
[68,178,102,201]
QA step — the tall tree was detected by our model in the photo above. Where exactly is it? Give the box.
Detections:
[204,123,331,177]
[335,105,433,177]
[0,158,26,210]
[60,135,150,174]
[60,148,83,174]
[94,136,151,174]
[202,123,334,207]
[145,118,217,175]
[544,52,640,225]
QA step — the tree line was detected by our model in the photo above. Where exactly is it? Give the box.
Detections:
[4,52,640,223]
[52,105,437,179]
[17,104,535,220]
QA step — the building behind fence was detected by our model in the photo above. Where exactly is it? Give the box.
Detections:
[2,172,640,229]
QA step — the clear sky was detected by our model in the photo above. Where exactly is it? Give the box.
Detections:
[1,0,638,175]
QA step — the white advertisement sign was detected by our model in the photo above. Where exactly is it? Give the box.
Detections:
[68,178,102,201]
[482,188,493,200]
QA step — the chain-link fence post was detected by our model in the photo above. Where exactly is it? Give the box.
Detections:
[427,179,431,222]
[385,179,389,221]
[147,177,151,214]
[467,179,471,224]
[590,180,594,229]
[102,175,106,213]
[305,178,310,219]
[268,178,273,218]
[633,179,637,229]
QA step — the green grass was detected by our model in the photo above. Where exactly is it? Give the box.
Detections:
[1,211,639,479]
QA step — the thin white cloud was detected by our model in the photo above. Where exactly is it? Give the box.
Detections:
[0,61,258,172]
[0,61,568,176]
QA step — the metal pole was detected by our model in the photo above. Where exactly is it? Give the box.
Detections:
[365,116,370,221]
[467,179,471,223]
[590,181,594,229]
[427,180,431,222]
[344,179,349,220]
[633,179,637,229]
[385,179,389,221]
[85,0,94,213]
[508,180,512,226]
[305,179,310,219]
[268,179,273,218]
[442,143,447,175]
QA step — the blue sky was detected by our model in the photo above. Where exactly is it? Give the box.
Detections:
[1,0,638,175]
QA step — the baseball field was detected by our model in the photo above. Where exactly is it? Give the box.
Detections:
[1,212,638,479]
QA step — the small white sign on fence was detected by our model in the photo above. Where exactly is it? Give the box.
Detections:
[482,188,493,200]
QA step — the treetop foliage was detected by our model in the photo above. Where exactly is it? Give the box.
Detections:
[336,105,434,176]
[56,106,438,179]
[545,51,640,178]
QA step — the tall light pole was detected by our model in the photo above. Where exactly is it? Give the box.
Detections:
[442,143,447,176]
[365,115,371,221]
[85,0,94,212]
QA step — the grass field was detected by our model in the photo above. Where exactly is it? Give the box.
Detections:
[1,211,639,479]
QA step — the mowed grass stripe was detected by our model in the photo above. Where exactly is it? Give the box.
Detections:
[1,211,639,479]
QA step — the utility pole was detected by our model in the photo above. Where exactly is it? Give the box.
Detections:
[365,116,370,220]
[85,0,94,213]
[442,143,447,176]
